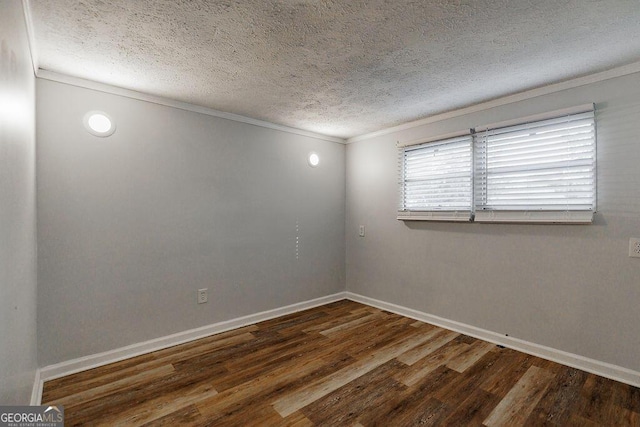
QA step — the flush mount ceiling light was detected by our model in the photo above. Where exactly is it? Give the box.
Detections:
[83,111,116,137]
[308,152,320,167]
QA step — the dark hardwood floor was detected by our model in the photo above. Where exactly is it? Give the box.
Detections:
[42,300,640,426]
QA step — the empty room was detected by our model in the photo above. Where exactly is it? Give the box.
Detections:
[2,0,640,425]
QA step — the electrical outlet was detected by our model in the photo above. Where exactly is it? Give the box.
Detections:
[359,225,365,237]
[630,238,640,258]
[198,288,208,304]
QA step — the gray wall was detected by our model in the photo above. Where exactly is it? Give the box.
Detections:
[346,72,640,372]
[0,1,38,404]
[37,80,345,366]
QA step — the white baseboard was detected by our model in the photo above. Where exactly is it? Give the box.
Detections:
[36,292,347,398]
[34,289,639,405]
[346,292,640,388]
[30,368,42,406]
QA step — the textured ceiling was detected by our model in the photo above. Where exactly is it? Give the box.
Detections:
[29,0,640,139]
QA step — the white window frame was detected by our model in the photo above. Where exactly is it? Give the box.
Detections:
[398,104,597,224]
[474,104,596,224]
[397,131,473,222]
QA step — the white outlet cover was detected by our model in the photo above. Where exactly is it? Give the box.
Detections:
[629,238,640,258]
[198,288,208,303]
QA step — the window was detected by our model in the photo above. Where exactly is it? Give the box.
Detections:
[398,131,473,221]
[474,106,596,223]
[398,104,596,224]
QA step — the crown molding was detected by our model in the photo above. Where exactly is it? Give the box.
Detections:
[347,61,640,144]
[21,1,340,143]
[21,0,39,75]
[23,0,640,146]
[36,69,346,144]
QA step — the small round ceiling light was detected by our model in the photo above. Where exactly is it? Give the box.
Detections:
[308,152,320,167]
[83,111,116,137]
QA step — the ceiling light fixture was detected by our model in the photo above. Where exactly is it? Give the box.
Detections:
[308,152,320,167]
[83,111,116,137]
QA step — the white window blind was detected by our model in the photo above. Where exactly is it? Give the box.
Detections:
[474,106,596,223]
[398,132,473,221]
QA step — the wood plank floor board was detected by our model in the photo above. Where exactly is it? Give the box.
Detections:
[483,365,556,426]
[60,362,228,426]
[299,309,375,335]
[301,360,407,426]
[272,326,439,417]
[445,340,496,373]
[395,328,458,366]
[523,367,588,426]
[480,349,535,398]
[324,314,417,358]
[319,313,381,337]
[613,381,640,413]
[455,334,479,345]
[394,339,467,387]
[567,414,602,427]
[169,331,293,373]
[194,355,356,426]
[42,300,640,426]
[194,350,356,420]
[440,387,501,427]
[433,350,504,408]
[93,380,218,426]
[357,365,460,426]
[42,327,258,404]
[219,330,325,371]
[212,337,344,392]
[48,364,176,409]
[279,411,315,427]
[278,305,370,337]
[576,374,613,424]
[138,403,202,427]
[251,309,329,332]
[371,396,451,427]
[573,373,640,426]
